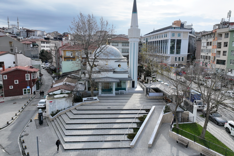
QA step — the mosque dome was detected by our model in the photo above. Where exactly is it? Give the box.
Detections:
[92,45,124,59]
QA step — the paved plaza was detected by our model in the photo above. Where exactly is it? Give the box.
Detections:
[22,93,199,156]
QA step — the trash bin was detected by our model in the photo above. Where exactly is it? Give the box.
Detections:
[38,109,43,125]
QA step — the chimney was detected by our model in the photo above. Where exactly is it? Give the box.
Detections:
[2,65,5,71]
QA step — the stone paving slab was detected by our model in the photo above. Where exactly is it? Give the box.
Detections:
[61,114,141,124]
[54,119,133,135]
[58,116,138,129]
[71,109,148,114]
[66,111,147,119]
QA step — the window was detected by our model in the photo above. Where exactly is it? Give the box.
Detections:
[122,43,129,47]
[14,80,19,84]
[178,33,181,37]
[172,33,175,37]
[9,41,13,47]
[182,57,184,61]
[112,43,118,46]
[230,59,234,65]
[66,51,73,56]
[178,57,180,61]
[224,33,229,38]
[223,51,227,56]
[122,49,129,53]
[176,39,181,54]
[31,73,36,79]
[9,85,13,89]
[23,88,31,95]
[3,75,7,80]
[25,74,30,80]
[216,59,226,65]
[231,51,234,56]
[224,42,228,47]
[232,41,234,46]
[175,57,177,61]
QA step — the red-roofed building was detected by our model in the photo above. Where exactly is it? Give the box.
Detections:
[1,66,39,97]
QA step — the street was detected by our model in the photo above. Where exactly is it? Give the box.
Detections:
[0,69,52,156]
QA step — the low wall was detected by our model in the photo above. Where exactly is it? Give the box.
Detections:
[46,97,73,115]
[148,108,173,147]
[169,130,223,156]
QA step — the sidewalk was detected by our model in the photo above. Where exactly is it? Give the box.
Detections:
[0,96,33,129]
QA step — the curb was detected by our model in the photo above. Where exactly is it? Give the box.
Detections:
[0,95,36,131]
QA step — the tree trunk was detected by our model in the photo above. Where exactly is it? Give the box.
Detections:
[90,86,94,97]
[200,103,210,138]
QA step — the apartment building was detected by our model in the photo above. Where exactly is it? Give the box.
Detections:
[226,25,234,75]
[200,32,213,68]
[142,20,196,66]
[109,37,129,58]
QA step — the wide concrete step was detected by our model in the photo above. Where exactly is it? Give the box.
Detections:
[54,119,134,135]
[63,141,131,150]
[66,111,147,119]
[58,117,138,129]
[71,109,148,114]
[62,135,130,142]
[61,114,141,124]
[76,106,146,110]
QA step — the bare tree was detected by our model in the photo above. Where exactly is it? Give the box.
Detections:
[69,13,114,97]
[188,62,228,138]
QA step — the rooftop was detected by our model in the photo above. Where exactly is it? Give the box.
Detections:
[48,84,75,94]
[1,66,39,74]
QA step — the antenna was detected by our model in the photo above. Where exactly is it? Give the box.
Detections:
[227,10,232,22]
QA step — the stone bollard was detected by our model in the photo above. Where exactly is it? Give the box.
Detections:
[27,152,29,156]
[11,117,14,120]
[22,140,24,143]
[7,121,9,125]
[18,110,20,112]
[24,145,27,149]
[15,113,17,116]
[30,119,32,122]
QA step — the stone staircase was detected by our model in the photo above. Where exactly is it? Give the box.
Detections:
[51,104,149,150]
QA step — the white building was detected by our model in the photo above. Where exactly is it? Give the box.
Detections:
[86,45,131,96]
[142,20,196,66]
[109,37,129,57]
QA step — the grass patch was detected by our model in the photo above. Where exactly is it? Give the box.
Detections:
[199,114,205,118]
[173,123,233,155]
[138,115,147,122]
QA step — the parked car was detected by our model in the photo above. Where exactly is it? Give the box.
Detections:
[221,90,234,97]
[37,99,46,109]
[209,112,227,126]
[224,120,234,136]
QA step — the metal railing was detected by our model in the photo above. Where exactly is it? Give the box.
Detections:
[173,127,234,156]
[120,105,146,145]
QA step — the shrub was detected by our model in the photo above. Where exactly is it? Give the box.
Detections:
[164,105,171,114]
[138,115,147,122]
[127,133,136,140]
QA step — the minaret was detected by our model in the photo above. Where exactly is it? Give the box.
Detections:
[7,17,9,28]
[17,17,19,29]
[128,0,140,88]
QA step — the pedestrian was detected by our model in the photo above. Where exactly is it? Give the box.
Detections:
[33,91,35,95]
[56,139,61,152]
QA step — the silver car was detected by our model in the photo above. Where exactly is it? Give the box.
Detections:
[37,99,46,109]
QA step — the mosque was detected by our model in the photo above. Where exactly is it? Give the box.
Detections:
[86,0,141,96]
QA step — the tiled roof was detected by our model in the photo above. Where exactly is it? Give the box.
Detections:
[0,51,8,55]
[48,85,75,93]
[111,37,129,41]
[21,41,32,44]
[1,66,39,74]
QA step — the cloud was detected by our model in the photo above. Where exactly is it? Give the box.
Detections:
[0,0,233,35]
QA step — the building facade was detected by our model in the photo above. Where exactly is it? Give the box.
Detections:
[142,20,195,66]
[109,37,129,58]
[1,66,39,97]
[226,25,234,75]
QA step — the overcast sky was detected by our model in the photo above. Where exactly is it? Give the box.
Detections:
[0,0,234,35]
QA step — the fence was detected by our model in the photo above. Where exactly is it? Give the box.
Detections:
[173,127,234,156]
